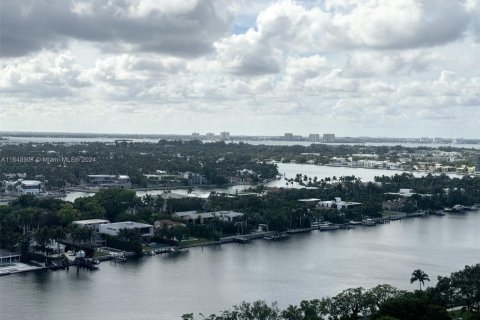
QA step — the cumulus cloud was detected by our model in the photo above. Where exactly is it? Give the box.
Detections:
[214,30,282,76]
[227,0,475,55]
[0,51,87,98]
[1,0,480,137]
[0,0,232,57]
[341,50,435,77]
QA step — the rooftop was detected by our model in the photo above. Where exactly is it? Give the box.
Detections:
[103,221,153,229]
[72,219,110,225]
[21,180,42,186]
[0,249,20,258]
[298,198,321,202]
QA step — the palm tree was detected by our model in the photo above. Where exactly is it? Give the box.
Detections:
[51,227,66,254]
[17,209,32,235]
[35,227,52,255]
[410,269,430,290]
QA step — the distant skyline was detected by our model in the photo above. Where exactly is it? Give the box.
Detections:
[1,0,480,137]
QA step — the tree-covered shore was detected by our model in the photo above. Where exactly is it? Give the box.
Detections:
[1,140,478,189]
[1,173,479,259]
[181,264,480,320]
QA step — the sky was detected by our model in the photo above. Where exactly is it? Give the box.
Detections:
[1,0,480,138]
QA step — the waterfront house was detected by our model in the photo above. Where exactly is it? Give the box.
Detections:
[19,180,42,195]
[86,175,131,188]
[385,189,416,197]
[183,172,208,185]
[0,249,21,265]
[72,219,110,232]
[98,221,154,242]
[317,197,361,210]
[144,172,181,186]
[298,198,322,208]
[382,198,409,211]
[154,219,186,229]
[172,210,244,224]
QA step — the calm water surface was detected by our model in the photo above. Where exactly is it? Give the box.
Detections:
[3,136,480,149]
[1,212,479,319]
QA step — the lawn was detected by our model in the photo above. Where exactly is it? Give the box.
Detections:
[449,309,476,320]
[382,210,404,217]
[180,237,212,247]
[93,251,110,257]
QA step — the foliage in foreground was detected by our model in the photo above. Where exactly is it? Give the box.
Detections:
[182,264,480,320]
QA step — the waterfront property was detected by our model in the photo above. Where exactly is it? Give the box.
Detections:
[86,175,132,188]
[385,188,432,198]
[0,249,20,265]
[72,219,110,232]
[317,197,362,210]
[298,198,321,203]
[385,188,416,197]
[143,172,181,186]
[98,221,154,242]
[382,198,410,211]
[19,180,42,195]
[154,219,186,229]
[173,210,244,224]
[183,172,208,185]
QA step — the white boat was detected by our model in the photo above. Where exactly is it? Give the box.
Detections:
[362,219,376,226]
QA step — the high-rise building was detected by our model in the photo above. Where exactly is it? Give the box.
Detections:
[192,132,200,139]
[284,133,293,140]
[205,132,215,139]
[323,133,335,142]
[309,134,320,142]
[220,131,230,140]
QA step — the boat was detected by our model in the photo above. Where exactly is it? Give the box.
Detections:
[74,257,100,269]
[168,247,184,254]
[451,205,465,213]
[113,256,127,263]
[433,210,446,216]
[362,219,376,226]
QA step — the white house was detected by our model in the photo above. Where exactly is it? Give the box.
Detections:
[385,189,417,198]
[318,197,362,210]
[72,219,110,232]
[19,180,42,195]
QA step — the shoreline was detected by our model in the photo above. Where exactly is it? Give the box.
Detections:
[2,210,478,277]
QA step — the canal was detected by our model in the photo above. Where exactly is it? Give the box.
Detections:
[1,211,479,319]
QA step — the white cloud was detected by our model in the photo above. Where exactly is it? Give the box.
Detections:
[1,0,480,137]
[341,50,435,77]
[0,0,232,57]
